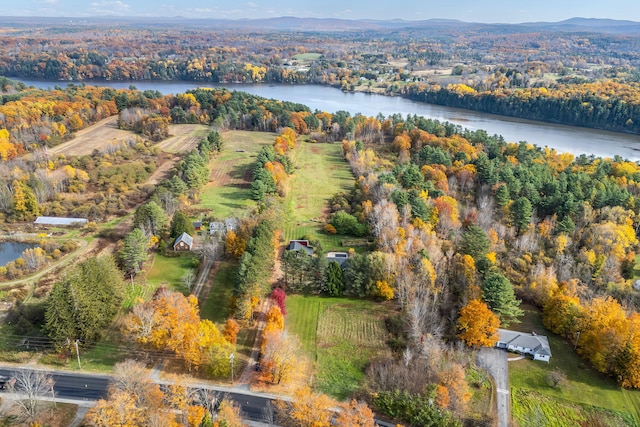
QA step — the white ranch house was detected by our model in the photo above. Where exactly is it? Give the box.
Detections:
[495,329,552,362]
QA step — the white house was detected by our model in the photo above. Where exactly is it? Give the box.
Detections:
[495,329,552,362]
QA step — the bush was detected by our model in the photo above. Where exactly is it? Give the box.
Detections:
[330,210,367,237]
[323,223,337,234]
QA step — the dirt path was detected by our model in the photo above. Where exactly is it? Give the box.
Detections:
[235,246,284,387]
[147,156,178,185]
[192,257,215,300]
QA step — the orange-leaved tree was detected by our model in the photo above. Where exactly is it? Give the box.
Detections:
[457,299,500,348]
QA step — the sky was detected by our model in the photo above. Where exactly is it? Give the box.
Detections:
[2,0,640,23]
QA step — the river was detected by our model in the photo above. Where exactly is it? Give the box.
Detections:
[15,79,640,161]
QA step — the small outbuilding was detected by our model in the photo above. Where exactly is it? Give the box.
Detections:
[287,240,314,256]
[193,221,203,232]
[173,232,194,251]
[34,216,88,227]
[495,329,552,362]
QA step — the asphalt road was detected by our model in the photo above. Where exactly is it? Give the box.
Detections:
[0,366,397,426]
[476,348,510,427]
[0,367,272,420]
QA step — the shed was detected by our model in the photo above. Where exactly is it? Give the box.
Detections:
[495,329,552,362]
[287,240,314,256]
[193,221,203,231]
[34,216,88,226]
[173,232,194,251]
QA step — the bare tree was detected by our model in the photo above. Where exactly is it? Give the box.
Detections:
[199,236,222,261]
[182,271,196,292]
[8,369,55,423]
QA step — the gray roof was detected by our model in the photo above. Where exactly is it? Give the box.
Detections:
[498,329,551,356]
[34,216,88,225]
[174,232,194,247]
[287,240,314,255]
[326,251,349,267]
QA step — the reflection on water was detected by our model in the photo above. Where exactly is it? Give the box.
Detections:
[0,241,37,266]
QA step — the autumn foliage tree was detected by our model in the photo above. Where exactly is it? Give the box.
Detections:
[457,299,500,348]
[123,288,233,372]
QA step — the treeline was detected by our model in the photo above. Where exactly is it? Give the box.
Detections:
[403,81,640,134]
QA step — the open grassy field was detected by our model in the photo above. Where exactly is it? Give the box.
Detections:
[145,252,197,292]
[156,124,210,153]
[50,116,136,156]
[292,53,323,62]
[286,295,392,399]
[195,130,275,219]
[284,141,355,252]
[200,261,237,324]
[509,303,640,426]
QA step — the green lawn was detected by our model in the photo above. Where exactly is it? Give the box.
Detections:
[200,261,238,324]
[146,252,197,292]
[509,303,640,426]
[196,130,275,219]
[292,53,322,62]
[286,295,391,400]
[284,141,355,252]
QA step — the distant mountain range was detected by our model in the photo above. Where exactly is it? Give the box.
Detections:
[1,15,640,34]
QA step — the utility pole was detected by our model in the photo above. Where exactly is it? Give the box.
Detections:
[75,339,82,369]
[229,353,235,383]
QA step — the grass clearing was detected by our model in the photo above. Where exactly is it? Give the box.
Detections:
[292,53,322,61]
[284,141,355,251]
[200,261,237,324]
[286,295,391,399]
[50,116,136,156]
[509,303,640,426]
[156,124,210,153]
[145,252,198,292]
[196,130,275,219]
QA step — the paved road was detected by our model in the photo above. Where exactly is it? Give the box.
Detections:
[0,366,274,422]
[477,348,510,427]
[0,366,396,426]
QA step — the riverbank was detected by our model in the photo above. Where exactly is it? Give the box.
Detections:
[13,77,640,160]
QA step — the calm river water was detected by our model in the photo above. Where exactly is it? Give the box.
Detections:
[16,79,640,161]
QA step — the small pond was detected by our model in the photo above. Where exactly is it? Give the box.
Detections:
[0,241,38,266]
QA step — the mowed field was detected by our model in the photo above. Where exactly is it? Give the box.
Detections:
[195,130,276,219]
[284,142,355,251]
[156,124,210,153]
[286,295,392,399]
[50,116,137,156]
[509,304,640,426]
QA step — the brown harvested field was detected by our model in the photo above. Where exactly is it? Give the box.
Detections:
[51,116,137,156]
[156,124,209,153]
